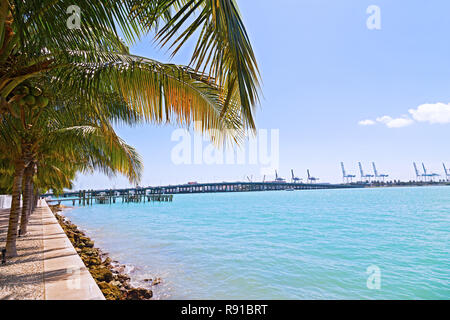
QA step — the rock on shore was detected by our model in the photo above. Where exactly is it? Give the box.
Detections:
[50,205,153,300]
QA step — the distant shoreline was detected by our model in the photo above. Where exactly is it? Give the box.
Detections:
[44,181,450,202]
[350,181,450,188]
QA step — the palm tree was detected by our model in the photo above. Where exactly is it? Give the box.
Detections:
[2,0,260,176]
[2,0,260,128]
[1,80,144,255]
[1,0,261,256]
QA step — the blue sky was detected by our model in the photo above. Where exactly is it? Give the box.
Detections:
[74,0,450,189]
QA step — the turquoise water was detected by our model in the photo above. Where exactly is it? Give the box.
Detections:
[62,186,450,299]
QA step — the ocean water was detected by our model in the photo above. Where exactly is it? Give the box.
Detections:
[61,186,450,299]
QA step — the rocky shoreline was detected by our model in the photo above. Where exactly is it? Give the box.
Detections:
[49,204,155,300]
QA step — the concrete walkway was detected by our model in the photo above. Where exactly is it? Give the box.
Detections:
[0,201,104,300]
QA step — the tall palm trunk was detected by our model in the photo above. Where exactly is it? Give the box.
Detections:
[19,165,33,236]
[30,183,36,212]
[32,187,39,211]
[5,159,25,257]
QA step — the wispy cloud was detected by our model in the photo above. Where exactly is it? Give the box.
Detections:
[359,102,450,128]
[375,115,414,128]
[358,119,376,126]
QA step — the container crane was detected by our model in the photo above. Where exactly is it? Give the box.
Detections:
[372,162,389,181]
[422,163,439,181]
[341,162,356,183]
[274,170,286,183]
[358,162,374,182]
[307,169,319,183]
[291,169,302,183]
[413,162,423,181]
[443,163,450,181]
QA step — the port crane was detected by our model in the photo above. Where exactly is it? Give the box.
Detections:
[372,162,389,181]
[307,169,319,183]
[340,162,356,183]
[274,170,286,183]
[358,162,374,182]
[291,169,302,183]
[443,163,450,181]
[413,162,423,181]
[422,163,439,181]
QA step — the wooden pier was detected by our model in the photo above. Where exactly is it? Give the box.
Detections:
[148,194,173,202]
[44,181,364,206]
[47,192,174,206]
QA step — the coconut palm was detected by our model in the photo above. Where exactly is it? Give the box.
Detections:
[0,80,143,255]
[2,0,260,180]
[1,0,260,129]
[1,0,261,256]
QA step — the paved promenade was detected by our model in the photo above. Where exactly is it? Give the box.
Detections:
[0,201,104,300]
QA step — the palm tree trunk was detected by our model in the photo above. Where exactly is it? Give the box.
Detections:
[5,159,25,257]
[31,185,37,211]
[30,182,35,213]
[19,165,33,236]
[18,167,27,236]
[33,188,39,210]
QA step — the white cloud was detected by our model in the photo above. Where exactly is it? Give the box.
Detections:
[358,119,376,126]
[409,103,450,124]
[359,101,450,128]
[375,115,414,128]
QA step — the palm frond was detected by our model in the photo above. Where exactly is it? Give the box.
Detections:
[51,50,246,144]
[138,0,261,129]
